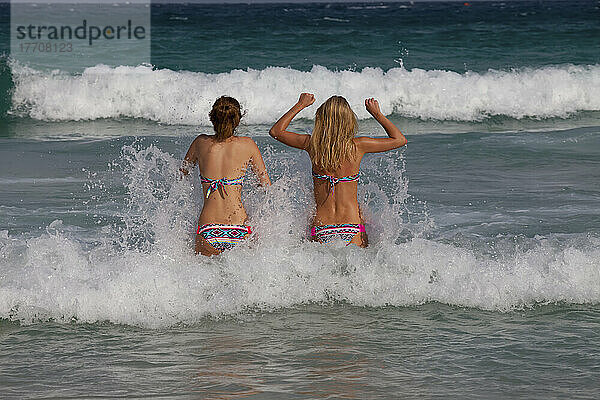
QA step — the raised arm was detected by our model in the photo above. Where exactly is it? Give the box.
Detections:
[356,98,407,154]
[248,139,271,187]
[269,93,314,150]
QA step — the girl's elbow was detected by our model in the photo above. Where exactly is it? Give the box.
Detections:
[395,137,407,148]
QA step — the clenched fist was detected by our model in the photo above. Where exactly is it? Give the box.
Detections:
[298,93,315,108]
[365,98,382,116]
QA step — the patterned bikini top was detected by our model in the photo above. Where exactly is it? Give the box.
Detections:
[200,174,243,199]
[312,171,360,195]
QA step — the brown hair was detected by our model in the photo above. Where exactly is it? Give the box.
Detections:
[209,96,242,141]
[307,96,358,172]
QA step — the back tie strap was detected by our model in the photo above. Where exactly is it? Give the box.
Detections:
[200,176,243,198]
[312,172,360,195]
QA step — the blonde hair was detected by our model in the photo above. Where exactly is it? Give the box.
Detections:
[209,96,242,141]
[307,96,357,172]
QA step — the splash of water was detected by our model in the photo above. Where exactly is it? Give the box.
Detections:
[1,144,599,328]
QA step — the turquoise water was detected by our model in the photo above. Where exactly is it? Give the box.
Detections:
[1,1,600,398]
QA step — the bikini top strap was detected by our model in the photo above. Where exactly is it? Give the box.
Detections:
[200,175,244,198]
[312,171,360,195]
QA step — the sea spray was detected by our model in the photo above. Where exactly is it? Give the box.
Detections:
[1,143,599,327]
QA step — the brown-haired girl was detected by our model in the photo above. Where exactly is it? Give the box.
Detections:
[182,96,271,256]
[269,93,406,247]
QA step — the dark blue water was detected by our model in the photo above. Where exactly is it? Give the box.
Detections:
[149,1,600,73]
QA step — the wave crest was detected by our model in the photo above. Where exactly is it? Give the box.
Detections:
[10,63,600,124]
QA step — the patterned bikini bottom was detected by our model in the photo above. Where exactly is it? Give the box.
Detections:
[197,224,252,252]
[310,224,366,246]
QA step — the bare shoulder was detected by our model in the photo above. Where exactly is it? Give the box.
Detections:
[235,136,256,144]
[194,134,215,149]
[193,134,211,143]
[234,136,259,150]
[353,136,369,151]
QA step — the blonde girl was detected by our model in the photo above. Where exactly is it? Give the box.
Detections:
[269,93,406,247]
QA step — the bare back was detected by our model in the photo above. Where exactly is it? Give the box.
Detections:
[182,134,270,225]
[310,142,364,225]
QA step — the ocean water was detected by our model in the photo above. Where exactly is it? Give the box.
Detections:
[1,1,600,398]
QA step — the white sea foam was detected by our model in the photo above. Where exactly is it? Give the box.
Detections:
[321,16,350,22]
[1,144,599,328]
[10,63,600,125]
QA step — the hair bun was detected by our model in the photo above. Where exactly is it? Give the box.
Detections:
[209,96,242,141]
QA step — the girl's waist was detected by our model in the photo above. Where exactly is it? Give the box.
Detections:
[198,204,248,225]
[313,208,362,225]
